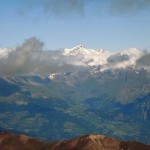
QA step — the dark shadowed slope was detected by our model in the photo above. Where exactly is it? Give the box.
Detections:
[0,132,150,150]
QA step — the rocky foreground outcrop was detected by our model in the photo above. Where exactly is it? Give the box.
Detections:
[0,132,150,150]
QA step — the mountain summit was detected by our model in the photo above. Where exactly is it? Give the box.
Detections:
[63,45,111,67]
[63,45,107,56]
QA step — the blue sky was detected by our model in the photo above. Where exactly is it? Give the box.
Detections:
[0,0,150,51]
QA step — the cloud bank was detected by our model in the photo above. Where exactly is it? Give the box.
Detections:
[0,37,149,76]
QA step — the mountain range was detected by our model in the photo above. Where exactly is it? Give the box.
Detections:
[0,44,150,145]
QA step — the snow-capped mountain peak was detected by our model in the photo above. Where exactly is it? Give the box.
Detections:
[63,45,111,67]
[63,45,107,56]
[64,45,92,56]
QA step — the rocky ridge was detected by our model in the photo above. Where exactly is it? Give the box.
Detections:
[0,132,150,150]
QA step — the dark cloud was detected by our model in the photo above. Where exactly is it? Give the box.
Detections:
[43,0,85,16]
[109,0,150,14]
[0,37,43,75]
[107,53,130,64]
[20,0,85,17]
[136,52,150,67]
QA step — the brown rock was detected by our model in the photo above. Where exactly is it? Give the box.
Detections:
[0,133,150,150]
